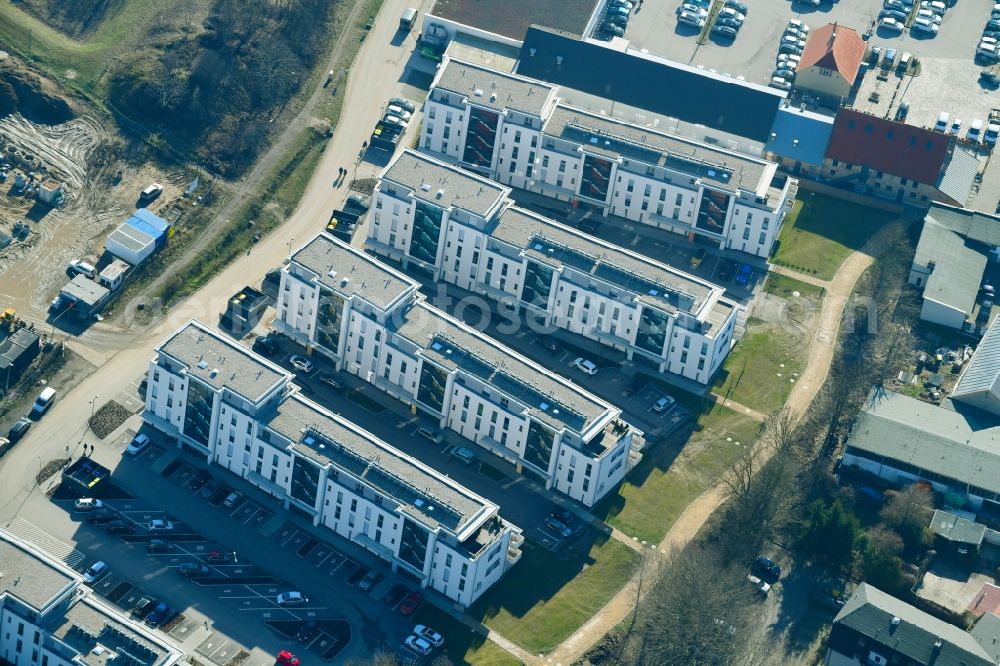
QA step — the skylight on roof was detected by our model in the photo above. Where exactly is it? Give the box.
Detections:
[534,243,544,251]
[431,342,443,351]
[197,360,208,369]
[540,402,549,410]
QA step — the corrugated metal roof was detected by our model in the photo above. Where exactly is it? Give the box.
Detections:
[765,105,835,166]
[130,208,170,233]
[953,316,1000,413]
[929,509,986,546]
[926,202,1000,248]
[846,390,1000,496]
[833,583,995,665]
[937,146,979,205]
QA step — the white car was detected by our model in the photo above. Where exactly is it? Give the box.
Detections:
[83,561,108,584]
[777,54,801,66]
[404,635,433,656]
[969,119,985,144]
[67,259,97,279]
[147,519,174,532]
[679,3,708,16]
[719,7,745,21]
[912,18,939,33]
[781,35,806,48]
[75,498,103,511]
[383,113,408,127]
[920,0,946,14]
[413,624,445,647]
[880,16,904,32]
[916,9,942,22]
[948,119,962,135]
[787,19,809,32]
[125,433,150,456]
[572,358,598,375]
[289,355,314,373]
[678,11,706,27]
[748,574,771,595]
[978,43,999,58]
[784,26,806,39]
[385,104,411,121]
[769,76,792,90]
[276,591,308,606]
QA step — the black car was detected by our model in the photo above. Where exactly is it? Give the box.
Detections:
[715,17,742,30]
[753,555,781,581]
[383,583,408,606]
[177,563,211,577]
[107,520,136,534]
[605,12,628,26]
[712,25,738,39]
[600,21,625,37]
[725,0,748,11]
[147,539,174,553]
[131,596,158,619]
[8,417,30,442]
[88,509,118,525]
[717,259,737,281]
[295,621,319,643]
[253,335,278,356]
[549,507,574,526]
[317,374,347,392]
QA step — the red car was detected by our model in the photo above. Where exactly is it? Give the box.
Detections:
[275,650,300,666]
[399,591,424,616]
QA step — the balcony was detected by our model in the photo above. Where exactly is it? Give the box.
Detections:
[366,237,407,263]
[589,327,633,349]
[646,210,695,235]
[507,545,522,566]
[373,374,415,402]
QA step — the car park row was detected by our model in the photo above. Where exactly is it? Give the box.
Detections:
[595,0,634,40]
[770,19,810,90]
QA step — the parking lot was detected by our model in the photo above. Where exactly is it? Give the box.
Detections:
[35,440,460,665]
[622,0,999,92]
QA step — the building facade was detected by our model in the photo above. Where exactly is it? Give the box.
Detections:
[794,23,865,102]
[142,320,522,607]
[273,233,642,508]
[368,149,742,384]
[0,531,182,666]
[419,57,797,258]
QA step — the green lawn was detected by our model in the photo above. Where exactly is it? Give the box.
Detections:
[763,272,827,300]
[469,536,639,654]
[712,318,809,414]
[410,605,523,665]
[773,193,894,280]
[595,404,763,544]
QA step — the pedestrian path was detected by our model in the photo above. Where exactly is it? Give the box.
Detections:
[4,516,86,569]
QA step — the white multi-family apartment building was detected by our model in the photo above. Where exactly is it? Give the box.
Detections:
[142,320,522,607]
[0,530,183,666]
[273,233,642,508]
[419,57,797,258]
[367,149,742,384]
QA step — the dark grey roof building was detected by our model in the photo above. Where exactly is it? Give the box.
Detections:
[516,26,786,143]
[828,583,998,666]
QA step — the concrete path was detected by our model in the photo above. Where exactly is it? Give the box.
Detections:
[708,392,768,422]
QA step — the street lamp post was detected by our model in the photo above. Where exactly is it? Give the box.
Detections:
[287,237,295,259]
[89,394,100,434]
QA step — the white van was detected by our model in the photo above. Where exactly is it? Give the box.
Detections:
[31,387,56,418]
[399,7,417,30]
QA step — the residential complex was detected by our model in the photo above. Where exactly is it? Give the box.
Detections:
[0,530,183,666]
[142,320,523,607]
[369,149,742,384]
[420,56,797,258]
[273,232,641,507]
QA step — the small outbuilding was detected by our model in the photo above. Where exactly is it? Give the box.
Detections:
[98,259,131,291]
[59,275,111,319]
[0,328,40,390]
[105,209,170,265]
[36,179,63,205]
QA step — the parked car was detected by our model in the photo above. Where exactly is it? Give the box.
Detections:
[769,77,792,91]
[915,8,942,22]
[139,183,163,201]
[691,247,708,267]
[883,0,908,12]
[383,113,408,127]
[719,7,745,21]
[883,49,897,67]
[778,43,804,56]
[178,563,211,576]
[718,258,737,281]
[82,561,108,584]
[969,119,985,144]
[880,8,908,22]
[88,509,118,525]
[599,21,625,37]
[985,123,1000,146]
[275,651,301,666]
[147,539,174,553]
[206,550,237,563]
[545,517,572,538]
[726,0,749,13]
[107,520,136,534]
[405,635,433,656]
[414,624,445,648]
[911,17,940,33]
[388,97,415,114]
[653,395,676,413]
[879,16,904,32]
[125,433,150,456]
[252,335,278,356]
[359,570,384,592]
[145,602,170,627]
[147,519,174,532]
[276,591,308,606]
[8,417,31,442]
[677,11,706,27]
[715,17,742,30]
[773,67,796,80]
[935,111,951,132]
[785,26,806,39]
[223,491,243,509]
[384,583,409,606]
[75,498,104,512]
[678,2,707,16]
[571,358,598,375]
[735,263,753,284]
[399,591,424,616]
[67,259,97,279]
[781,35,806,48]
[787,19,809,32]
[777,53,802,66]
[753,555,782,581]
[289,355,314,373]
[317,374,347,392]
[131,596,158,618]
[385,104,411,121]
[712,25,738,39]
[949,118,963,135]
